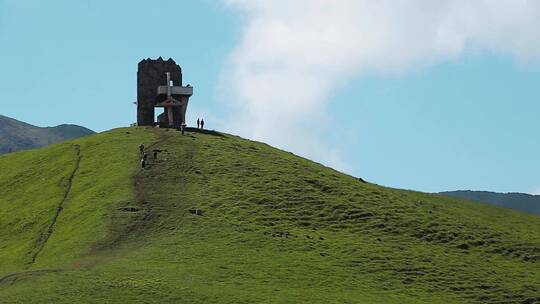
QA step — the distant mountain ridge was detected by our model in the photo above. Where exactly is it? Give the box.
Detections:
[0,115,94,154]
[439,190,540,215]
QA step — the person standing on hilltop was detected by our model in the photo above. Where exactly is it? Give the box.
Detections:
[197,118,200,129]
[200,118,205,130]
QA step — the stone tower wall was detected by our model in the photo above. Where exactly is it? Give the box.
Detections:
[137,57,182,126]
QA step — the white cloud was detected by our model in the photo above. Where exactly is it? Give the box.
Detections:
[221,0,540,171]
[532,186,540,195]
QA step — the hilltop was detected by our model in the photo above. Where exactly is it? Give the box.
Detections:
[440,190,540,215]
[0,115,94,154]
[0,128,539,303]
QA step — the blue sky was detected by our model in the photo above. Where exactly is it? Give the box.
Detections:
[1,0,539,194]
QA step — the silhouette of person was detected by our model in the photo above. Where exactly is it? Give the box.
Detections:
[197,118,200,129]
[200,119,205,130]
[153,150,158,160]
[139,143,145,155]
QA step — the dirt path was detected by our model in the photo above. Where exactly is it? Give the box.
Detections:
[0,269,61,286]
[131,129,197,235]
[131,131,175,231]
[93,130,176,250]
[89,129,196,251]
[27,144,82,268]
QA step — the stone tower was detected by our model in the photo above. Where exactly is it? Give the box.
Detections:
[137,57,192,127]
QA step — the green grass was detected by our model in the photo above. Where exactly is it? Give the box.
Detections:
[1,127,539,303]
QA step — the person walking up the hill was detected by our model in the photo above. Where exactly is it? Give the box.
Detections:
[141,158,146,169]
[197,118,200,129]
[153,149,158,160]
[139,143,145,155]
[200,118,205,130]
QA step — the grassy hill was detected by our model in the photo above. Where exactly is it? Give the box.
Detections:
[0,127,539,303]
[440,191,540,215]
[0,115,94,154]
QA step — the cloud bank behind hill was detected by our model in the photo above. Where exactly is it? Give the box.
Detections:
[221,0,540,172]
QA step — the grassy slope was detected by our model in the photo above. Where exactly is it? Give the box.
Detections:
[0,128,539,303]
